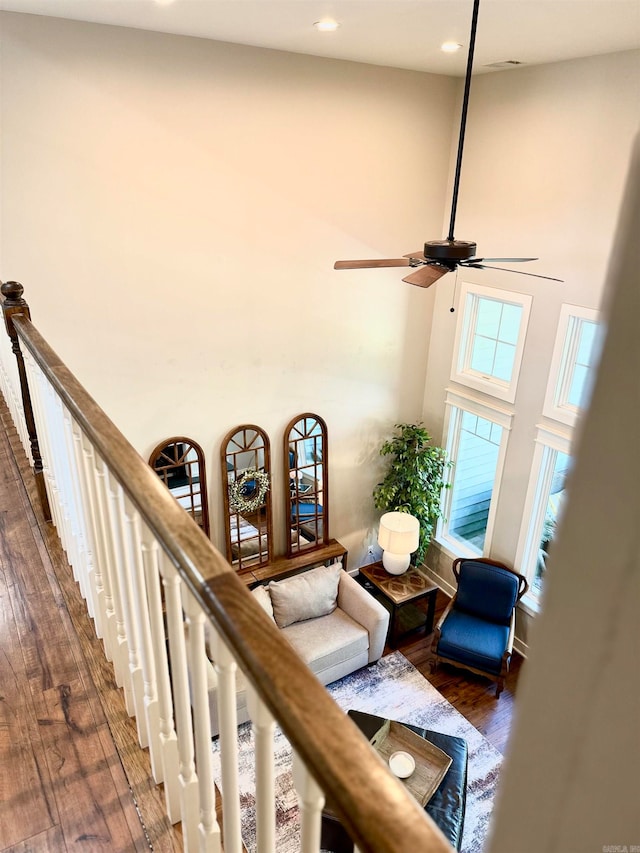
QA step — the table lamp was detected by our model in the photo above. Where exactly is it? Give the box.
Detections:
[377,512,420,575]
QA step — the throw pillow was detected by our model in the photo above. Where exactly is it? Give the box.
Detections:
[251,584,275,621]
[269,563,342,628]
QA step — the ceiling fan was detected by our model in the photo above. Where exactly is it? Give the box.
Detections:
[334,0,561,290]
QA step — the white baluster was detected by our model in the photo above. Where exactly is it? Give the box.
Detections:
[35,366,63,542]
[69,420,97,620]
[95,462,131,709]
[184,589,221,853]
[77,432,106,639]
[102,473,146,736]
[45,387,72,554]
[292,750,325,853]
[60,404,85,593]
[120,495,161,768]
[162,561,199,851]
[51,395,77,567]
[92,453,123,677]
[64,410,96,610]
[2,341,30,457]
[246,683,276,853]
[210,630,243,853]
[140,535,180,820]
[22,354,55,525]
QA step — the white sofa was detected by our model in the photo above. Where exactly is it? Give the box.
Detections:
[205,563,389,736]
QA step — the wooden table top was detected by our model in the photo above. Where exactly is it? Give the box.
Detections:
[359,563,438,605]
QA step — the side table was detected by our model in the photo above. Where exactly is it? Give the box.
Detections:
[358,562,438,646]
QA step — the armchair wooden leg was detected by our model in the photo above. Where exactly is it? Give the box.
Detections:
[496,678,504,698]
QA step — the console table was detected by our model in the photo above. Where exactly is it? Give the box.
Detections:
[358,562,438,646]
[239,538,348,587]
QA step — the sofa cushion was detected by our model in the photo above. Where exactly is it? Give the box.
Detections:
[282,608,369,673]
[251,584,275,621]
[269,563,341,628]
[437,610,509,675]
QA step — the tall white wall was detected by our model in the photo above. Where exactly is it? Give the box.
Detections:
[421,49,640,646]
[489,132,640,853]
[0,11,457,564]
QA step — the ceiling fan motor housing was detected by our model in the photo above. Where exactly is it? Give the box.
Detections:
[424,239,477,263]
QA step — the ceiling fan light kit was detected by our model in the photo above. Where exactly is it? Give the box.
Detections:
[334,0,561,289]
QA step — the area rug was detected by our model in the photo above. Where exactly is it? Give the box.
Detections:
[211,651,502,853]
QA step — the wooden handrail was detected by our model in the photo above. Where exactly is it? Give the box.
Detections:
[2,283,451,853]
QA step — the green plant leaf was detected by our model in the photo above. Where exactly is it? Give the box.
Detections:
[373,422,451,565]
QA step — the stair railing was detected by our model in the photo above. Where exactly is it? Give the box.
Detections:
[1,280,451,853]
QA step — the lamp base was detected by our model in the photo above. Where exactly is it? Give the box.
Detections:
[382,551,410,575]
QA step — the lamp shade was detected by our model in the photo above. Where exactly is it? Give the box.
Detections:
[377,512,420,574]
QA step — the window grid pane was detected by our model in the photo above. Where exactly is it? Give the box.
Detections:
[468,297,522,384]
[448,411,502,553]
[533,451,571,598]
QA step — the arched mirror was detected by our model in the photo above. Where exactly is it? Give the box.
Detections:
[149,437,210,536]
[221,425,273,572]
[284,413,328,557]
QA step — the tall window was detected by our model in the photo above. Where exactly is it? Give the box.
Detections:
[516,427,572,609]
[438,392,512,557]
[544,304,602,426]
[452,282,532,403]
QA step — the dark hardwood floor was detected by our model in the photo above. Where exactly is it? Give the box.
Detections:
[393,616,522,756]
[0,396,521,850]
[0,400,181,852]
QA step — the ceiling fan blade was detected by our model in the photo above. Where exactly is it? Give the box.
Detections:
[466,263,563,282]
[465,257,538,263]
[334,259,411,270]
[402,265,449,288]
[403,251,427,261]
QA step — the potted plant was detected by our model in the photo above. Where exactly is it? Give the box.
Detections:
[373,422,450,567]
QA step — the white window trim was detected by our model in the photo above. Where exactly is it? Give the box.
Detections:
[515,424,572,614]
[543,303,602,427]
[436,389,514,559]
[451,281,532,404]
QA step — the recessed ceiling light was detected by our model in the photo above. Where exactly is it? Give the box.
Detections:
[313,19,341,32]
[441,42,463,53]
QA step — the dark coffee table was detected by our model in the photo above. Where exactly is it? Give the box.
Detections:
[321,710,467,852]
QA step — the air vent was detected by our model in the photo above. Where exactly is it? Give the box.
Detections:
[484,59,525,68]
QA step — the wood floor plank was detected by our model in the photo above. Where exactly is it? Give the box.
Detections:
[0,565,57,849]
[3,824,67,852]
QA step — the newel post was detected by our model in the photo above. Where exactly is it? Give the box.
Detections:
[1,281,52,521]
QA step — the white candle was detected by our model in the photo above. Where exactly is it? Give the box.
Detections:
[389,751,415,778]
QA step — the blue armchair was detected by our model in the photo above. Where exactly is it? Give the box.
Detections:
[432,557,528,697]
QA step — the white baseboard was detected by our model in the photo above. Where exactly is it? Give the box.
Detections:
[421,563,456,597]
[513,636,529,658]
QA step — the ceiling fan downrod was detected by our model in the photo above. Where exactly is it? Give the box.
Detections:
[446,0,480,244]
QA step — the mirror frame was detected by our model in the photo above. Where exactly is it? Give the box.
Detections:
[221,424,273,572]
[149,436,210,536]
[284,412,329,558]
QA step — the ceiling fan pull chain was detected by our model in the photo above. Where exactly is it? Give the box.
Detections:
[447,0,481,243]
[450,268,461,313]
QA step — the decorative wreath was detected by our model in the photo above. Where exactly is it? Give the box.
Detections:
[228,468,270,514]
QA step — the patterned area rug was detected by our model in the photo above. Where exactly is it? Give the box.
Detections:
[211,651,502,852]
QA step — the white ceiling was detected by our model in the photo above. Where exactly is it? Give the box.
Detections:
[1,0,639,75]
